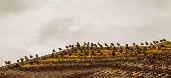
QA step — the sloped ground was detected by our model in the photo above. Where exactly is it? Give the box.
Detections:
[0,57,171,78]
[0,52,171,78]
[0,68,102,78]
[85,68,170,78]
[0,40,171,78]
[85,62,171,78]
[1,63,171,78]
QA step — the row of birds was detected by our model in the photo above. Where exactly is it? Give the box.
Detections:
[5,39,167,65]
[57,39,166,51]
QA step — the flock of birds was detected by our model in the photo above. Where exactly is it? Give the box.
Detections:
[1,39,171,78]
[4,39,168,66]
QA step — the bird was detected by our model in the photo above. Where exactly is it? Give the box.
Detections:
[58,48,63,50]
[53,49,56,52]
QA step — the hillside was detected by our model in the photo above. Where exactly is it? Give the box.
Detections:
[0,39,171,78]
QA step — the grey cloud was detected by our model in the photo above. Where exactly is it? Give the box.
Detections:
[37,17,74,44]
[0,0,26,14]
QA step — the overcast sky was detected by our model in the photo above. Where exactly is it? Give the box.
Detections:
[0,0,171,66]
